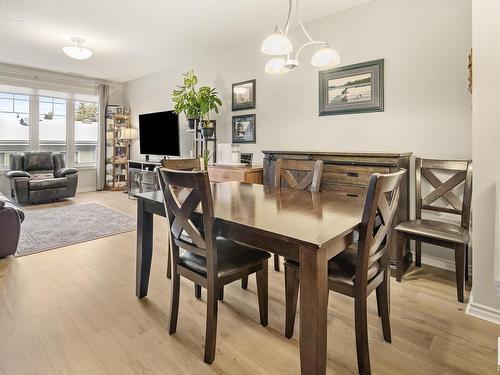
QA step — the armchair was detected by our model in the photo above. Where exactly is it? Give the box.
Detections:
[6,151,78,204]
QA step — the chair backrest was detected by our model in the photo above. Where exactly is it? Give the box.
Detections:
[415,158,472,229]
[274,158,324,192]
[161,158,204,171]
[158,168,217,276]
[356,170,406,291]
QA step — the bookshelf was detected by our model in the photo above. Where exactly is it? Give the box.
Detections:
[105,114,130,190]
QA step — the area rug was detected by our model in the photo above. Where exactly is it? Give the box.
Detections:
[15,203,136,257]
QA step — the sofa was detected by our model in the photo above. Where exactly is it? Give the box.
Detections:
[0,192,24,257]
[6,151,78,204]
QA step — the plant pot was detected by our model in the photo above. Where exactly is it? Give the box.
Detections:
[187,118,196,130]
[201,127,214,138]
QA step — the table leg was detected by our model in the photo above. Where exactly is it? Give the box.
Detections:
[299,245,328,375]
[136,198,154,299]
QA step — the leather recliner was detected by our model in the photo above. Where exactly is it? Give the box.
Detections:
[0,192,24,257]
[6,151,78,204]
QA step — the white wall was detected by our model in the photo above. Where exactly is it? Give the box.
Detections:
[125,0,472,267]
[468,0,500,317]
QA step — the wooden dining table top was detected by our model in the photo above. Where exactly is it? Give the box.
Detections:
[138,181,365,250]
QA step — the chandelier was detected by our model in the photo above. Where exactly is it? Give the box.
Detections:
[261,0,340,74]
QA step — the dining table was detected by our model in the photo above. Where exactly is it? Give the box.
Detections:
[135,181,364,375]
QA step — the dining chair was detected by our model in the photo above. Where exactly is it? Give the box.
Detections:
[284,170,405,375]
[158,168,270,364]
[160,158,248,297]
[395,158,472,302]
[161,158,204,280]
[273,158,324,271]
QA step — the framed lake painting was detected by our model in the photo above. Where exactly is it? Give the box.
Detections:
[319,59,384,116]
[232,79,256,111]
[232,114,256,143]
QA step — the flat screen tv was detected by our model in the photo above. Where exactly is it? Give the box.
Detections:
[139,110,180,156]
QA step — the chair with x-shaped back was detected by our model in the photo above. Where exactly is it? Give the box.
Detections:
[395,158,472,302]
[161,158,203,280]
[284,169,405,375]
[272,158,324,271]
[158,168,270,364]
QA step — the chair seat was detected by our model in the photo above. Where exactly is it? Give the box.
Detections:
[328,246,380,287]
[285,246,380,288]
[179,237,270,278]
[29,177,67,190]
[395,219,469,244]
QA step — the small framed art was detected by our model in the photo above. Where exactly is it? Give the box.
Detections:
[232,114,256,144]
[232,79,256,111]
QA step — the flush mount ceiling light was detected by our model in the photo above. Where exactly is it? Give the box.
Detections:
[63,37,93,60]
[261,0,340,74]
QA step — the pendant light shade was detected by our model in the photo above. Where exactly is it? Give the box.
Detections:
[261,31,293,56]
[265,58,290,74]
[63,37,93,60]
[311,47,340,68]
[261,0,341,74]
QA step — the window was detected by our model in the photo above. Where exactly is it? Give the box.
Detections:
[0,93,30,167]
[0,89,99,169]
[74,101,98,165]
[39,96,67,155]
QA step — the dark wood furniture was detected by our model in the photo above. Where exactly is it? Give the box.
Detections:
[273,158,324,271]
[135,182,365,374]
[160,157,204,171]
[263,150,412,275]
[395,158,473,302]
[157,169,270,364]
[160,158,204,280]
[284,170,405,375]
[208,165,263,184]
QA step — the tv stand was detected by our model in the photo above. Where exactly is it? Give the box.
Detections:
[127,159,161,197]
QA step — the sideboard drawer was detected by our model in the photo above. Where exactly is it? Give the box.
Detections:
[208,166,263,184]
[321,183,368,198]
[322,164,391,186]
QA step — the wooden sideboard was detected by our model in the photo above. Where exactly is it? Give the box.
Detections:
[208,165,263,184]
[262,150,413,275]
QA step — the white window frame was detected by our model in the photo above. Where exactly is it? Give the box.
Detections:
[0,89,99,170]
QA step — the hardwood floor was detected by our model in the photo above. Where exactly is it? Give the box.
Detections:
[0,191,498,374]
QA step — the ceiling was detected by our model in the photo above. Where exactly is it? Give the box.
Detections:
[0,0,371,82]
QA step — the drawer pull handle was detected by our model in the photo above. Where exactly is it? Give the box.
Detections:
[347,193,359,198]
[347,172,359,177]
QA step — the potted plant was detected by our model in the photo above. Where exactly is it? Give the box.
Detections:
[198,85,222,138]
[172,71,200,129]
[202,148,212,169]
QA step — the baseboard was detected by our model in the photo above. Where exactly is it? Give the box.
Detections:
[77,187,97,193]
[466,293,500,325]
[411,249,472,275]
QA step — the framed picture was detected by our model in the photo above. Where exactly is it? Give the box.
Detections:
[116,106,123,115]
[319,59,384,116]
[240,153,253,165]
[106,105,118,116]
[124,107,130,116]
[232,79,256,111]
[232,114,256,144]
